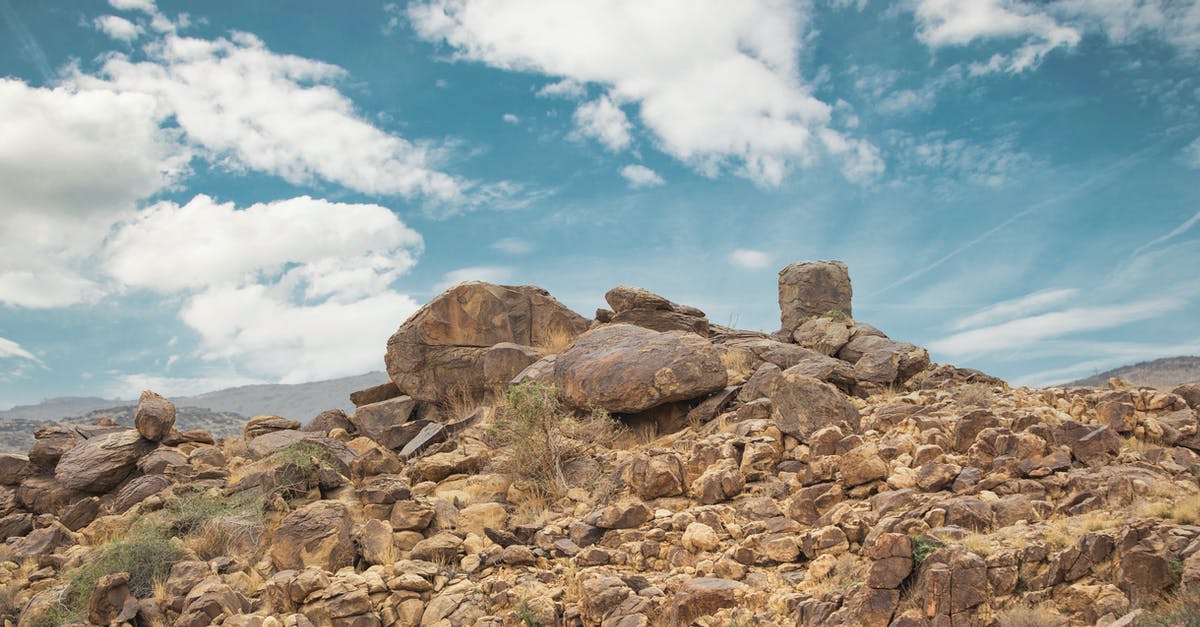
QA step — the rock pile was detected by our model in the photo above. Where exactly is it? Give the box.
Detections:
[2,260,1199,627]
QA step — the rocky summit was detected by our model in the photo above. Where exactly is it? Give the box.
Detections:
[3,260,1200,627]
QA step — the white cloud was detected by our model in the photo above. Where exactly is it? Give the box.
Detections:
[913,0,1081,73]
[74,30,466,201]
[94,15,142,42]
[619,164,664,188]
[408,0,876,186]
[104,194,423,299]
[102,194,426,382]
[953,288,1081,330]
[1052,0,1200,54]
[502,113,520,124]
[434,266,514,291]
[572,96,632,151]
[0,78,187,308]
[929,299,1184,357]
[536,79,586,99]
[108,0,157,13]
[491,237,533,255]
[730,249,772,269]
[889,131,1036,189]
[0,337,42,366]
[1184,137,1200,168]
[108,373,265,399]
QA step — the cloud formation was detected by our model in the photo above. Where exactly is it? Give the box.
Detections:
[619,164,664,188]
[913,0,1081,73]
[730,249,771,270]
[408,0,877,185]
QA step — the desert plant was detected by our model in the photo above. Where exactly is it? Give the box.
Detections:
[267,441,340,474]
[515,598,541,627]
[912,535,938,567]
[1134,586,1200,626]
[957,383,995,407]
[822,309,849,320]
[489,382,620,495]
[53,523,182,622]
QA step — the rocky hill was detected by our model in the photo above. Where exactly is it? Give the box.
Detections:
[1066,356,1200,389]
[0,405,246,454]
[2,260,1200,626]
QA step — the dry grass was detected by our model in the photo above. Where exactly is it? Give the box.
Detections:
[1168,494,1200,524]
[801,553,865,597]
[995,603,1066,627]
[537,327,577,355]
[959,533,993,557]
[1135,586,1200,626]
[957,383,996,407]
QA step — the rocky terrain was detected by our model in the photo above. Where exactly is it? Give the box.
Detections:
[1067,357,1200,390]
[0,406,246,455]
[2,260,1200,627]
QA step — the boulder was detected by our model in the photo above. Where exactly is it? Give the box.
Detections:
[270,501,355,571]
[111,474,173,513]
[350,381,402,407]
[134,390,175,442]
[1171,383,1200,410]
[738,363,860,439]
[28,426,83,470]
[482,342,543,386]
[666,578,748,623]
[385,282,589,404]
[838,335,929,382]
[349,396,418,449]
[691,459,745,505]
[594,499,653,529]
[244,415,301,440]
[0,453,29,485]
[88,572,134,625]
[605,285,709,335]
[778,260,852,333]
[553,324,728,414]
[302,409,356,434]
[54,430,154,494]
[840,443,888,487]
[792,317,853,356]
[682,522,720,552]
[621,450,686,500]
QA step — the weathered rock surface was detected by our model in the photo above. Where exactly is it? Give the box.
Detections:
[134,390,176,442]
[738,363,860,438]
[54,430,154,493]
[778,260,852,333]
[270,501,355,572]
[553,324,728,414]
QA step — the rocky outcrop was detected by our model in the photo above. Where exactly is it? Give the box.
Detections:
[738,363,860,438]
[600,285,710,336]
[385,282,589,404]
[54,430,155,493]
[553,324,728,414]
[270,500,355,572]
[778,260,852,333]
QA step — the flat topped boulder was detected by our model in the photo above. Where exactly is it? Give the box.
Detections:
[778,260,852,334]
[385,282,589,403]
[552,324,728,414]
[601,285,709,336]
[54,430,156,494]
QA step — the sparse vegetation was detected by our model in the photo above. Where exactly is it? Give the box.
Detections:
[912,535,938,567]
[515,598,541,627]
[957,382,995,407]
[489,381,621,496]
[162,490,266,560]
[1134,586,1200,627]
[823,309,849,320]
[52,523,182,623]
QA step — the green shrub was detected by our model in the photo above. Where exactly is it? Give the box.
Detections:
[56,524,181,622]
[268,441,340,474]
[912,535,938,567]
[822,309,849,321]
[162,489,264,536]
[490,382,620,495]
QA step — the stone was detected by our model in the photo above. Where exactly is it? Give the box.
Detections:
[10,521,74,560]
[350,381,402,407]
[270,501,355,572]
[28,426,83,470]
[303,409,356,434]
[385,282,589,404]
[354,519,394,565]
[350,396,418,448]
[837,335,930,382]
[553,324,728,414]
[1117,550,1174,599]
[666,578,747,623]
[1172,383,1200,410]
[244,415,302,440]
[621,450,686,500]
[134,390,175,442]
[737,363,860,439]
[0,453,29,485]
[792,317,853,356]
[501,544,537,566]
[691,459,745,505]
[595,499,653,529]
[1055,420,1120,463]
[111,474,172,513]
[778,260,852,333]
[54,430,154,493]
[854,349,901,385]
[458,502,507,538]
[390,500,435,531]
[409,532,462,562]
[839,443,888,487]
[1096,400,1136,432]
[866,533,913,589]
[605,286,710,335]
[177,577,244,627]
[0,512,32,539]
[682,522,720,552]
[482,342,543,386]
[88,572,131,625]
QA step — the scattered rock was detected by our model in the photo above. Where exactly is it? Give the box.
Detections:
[134,390,176,442]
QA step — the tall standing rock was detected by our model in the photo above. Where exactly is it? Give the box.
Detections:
[384,282,589,404]
[553,324,728,414]
[778,261,853,334]
[134,390,175,442]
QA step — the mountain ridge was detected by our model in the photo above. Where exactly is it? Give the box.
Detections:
[1064,355,1200,388]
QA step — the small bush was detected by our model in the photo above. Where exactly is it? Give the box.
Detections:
[162,490,266,560]
[490,382,621,495]
[822,309,849,321]
[1135,586,1200,627]
[268,441,340,474]
[912,535,938,567]
[56,524,182,621]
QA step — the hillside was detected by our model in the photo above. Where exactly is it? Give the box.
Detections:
[0,371,387,423]
[1066,355,1200,388]
[3,264,1200,626]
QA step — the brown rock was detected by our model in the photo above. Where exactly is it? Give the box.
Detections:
[666,578,747,623]
[792,317,853,356]
[553,324,728,414]
[1096,400,1136,432]
[28,426,83,470]
[595,499,653,529]
[1173,383,1200,410]
[409,532,462,562]
[778,260,852,333]
[867,533,913,589]
[303,409,356,434]
[622,450,686,500]
[1117,550,1174,599]
[177,577,244,627]
[837,335,930,383]
[483,342,542,386]
[350,380,402,407]
[385,282,588,404]
[270,501,355,571]
[691,458,745,505]
[350,396,417,448]
[54,430,154,493]
[1055,420,1120,463]
[737,363,860,439]
[839,443,888,487]
[88,572,131,625]
[0,453,29,485]
[134,390,175,442]
[111,474,172,513]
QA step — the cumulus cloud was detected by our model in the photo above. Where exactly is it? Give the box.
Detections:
[536,79,586,99]
[573,96,632,151]
[502,113,520,124]
[74,30,466,201]
[434,266,514,291]
[730,249,771,269]
[619,164,664,188]
[408,0,875,186]
[0,79,188,308]
[108,0,157,13]
[103,194,426,382]
[913,0,1081,73]
[93,15,142,42]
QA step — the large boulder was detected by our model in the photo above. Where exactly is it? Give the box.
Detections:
[28,426,83,471]
[778,260,852,334]
[602,285,709,336]
[838,334,930,384]
[350,396,418,449]
[54,430,155,494]
[1174,383,1200,410]
[270,500,355,571]
[553,324,728,414]
[134,390,175,442]
[385,282,589,404]
[738,364,860,439]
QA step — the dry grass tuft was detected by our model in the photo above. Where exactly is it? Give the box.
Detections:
[956,383,996,407]
[537,327,577,355]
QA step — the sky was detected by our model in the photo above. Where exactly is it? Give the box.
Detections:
[1,0,1199,408]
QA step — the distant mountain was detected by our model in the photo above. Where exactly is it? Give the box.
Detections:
[1065,356,1200,389]
[0,371,388,423]
[0,405,247,454]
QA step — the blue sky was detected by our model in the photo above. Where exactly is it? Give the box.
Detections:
[1,0,1199,408]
